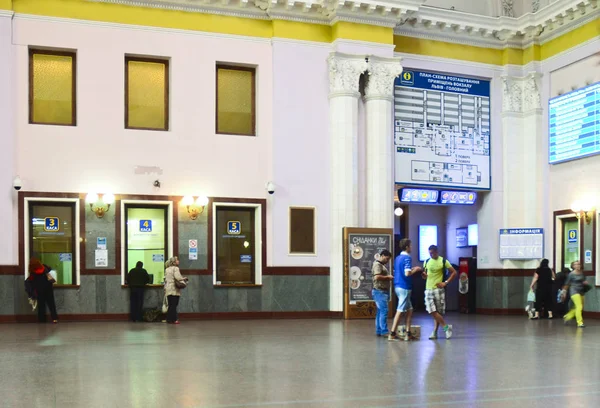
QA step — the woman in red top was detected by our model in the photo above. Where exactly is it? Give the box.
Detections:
[28,259,58,323]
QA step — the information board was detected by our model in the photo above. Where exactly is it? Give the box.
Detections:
[499,228,544,260]
[399,188,439,203]
[394,70,491,190]
[549,82,600,164]
[419,225,438,261]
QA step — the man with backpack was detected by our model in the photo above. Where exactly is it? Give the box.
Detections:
[422,245,457,340]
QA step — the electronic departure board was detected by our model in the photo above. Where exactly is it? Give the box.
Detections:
[549,81,600,164]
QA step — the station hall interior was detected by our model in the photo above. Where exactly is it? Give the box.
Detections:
[1,0,600,407]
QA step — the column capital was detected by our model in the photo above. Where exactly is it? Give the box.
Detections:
[501,75,523,114]
[365,56,403,101]
[523,72,543,113]
[328,52,368,98]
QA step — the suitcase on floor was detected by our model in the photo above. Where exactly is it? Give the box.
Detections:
[399,325,421,340]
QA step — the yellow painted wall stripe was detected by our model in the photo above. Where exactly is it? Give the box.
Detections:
[272,20,330,43]
[0,0,12,11]
[541,18,600,60]
[4,1,599,65]
[12,0,274,38]
[332,22,393,44]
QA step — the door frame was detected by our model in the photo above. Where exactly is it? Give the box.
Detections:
[212,201,263,285]
[553,210,580,273]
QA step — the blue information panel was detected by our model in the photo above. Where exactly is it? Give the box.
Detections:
[139,220,152,232]
[549,82,600,164]
[44,217,59,232]
[399,188,439,203]
[440,191,477,205]
[394,70,491,190]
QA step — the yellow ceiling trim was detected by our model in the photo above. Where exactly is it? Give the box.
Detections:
[332,22,393,44]
[541,18,600,60]
[0,0,12,11]
[394,35,504,65]
[272,20,330,43]
[12,0,273,37]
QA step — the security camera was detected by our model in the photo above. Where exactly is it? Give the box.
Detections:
[13,176,22,191]
[266,181,275,195]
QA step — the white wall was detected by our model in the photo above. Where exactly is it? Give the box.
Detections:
[446,205,477,264]
[547,51,600,213]
[0,15,17,264]
[13,17,273,198]
[270,40,331,266]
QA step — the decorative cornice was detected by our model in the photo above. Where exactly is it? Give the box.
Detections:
[501,71,543,114]
[0,10,14,18]
[396,0,600,48]
[364,55,403,100]
[88,0,600,50]
[328,52,368,97]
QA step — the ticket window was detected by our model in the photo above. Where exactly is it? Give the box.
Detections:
[562,218,579,270]
[125,205,168,285]
[29,202,76,285]
[215,206,257,284]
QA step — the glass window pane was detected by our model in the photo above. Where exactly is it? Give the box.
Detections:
[127,59,167,130]
[216,207,255,283]
[31,52,74,125]
[30,204,75,285]
[290,208,315,254]
[563,219,579,269]
[217,67,254,135]
[126,207,167,284]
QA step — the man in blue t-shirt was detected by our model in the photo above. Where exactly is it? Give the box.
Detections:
[389,238,423,341]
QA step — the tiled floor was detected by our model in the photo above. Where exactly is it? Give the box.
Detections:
[1,313,599,407]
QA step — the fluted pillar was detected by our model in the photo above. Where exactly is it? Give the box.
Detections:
[328,53,367,311]
[364,57,403,228]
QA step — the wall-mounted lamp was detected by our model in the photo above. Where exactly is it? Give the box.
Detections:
[86,193,115,218]
[571,201,594,225]
[394,207,404,217]
[182,196,209,220]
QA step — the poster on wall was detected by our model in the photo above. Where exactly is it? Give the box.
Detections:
[394,69,491,190]
[343,228,392,302]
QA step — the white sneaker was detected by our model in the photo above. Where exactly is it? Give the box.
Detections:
[445,325,453,339]
[428,331,438,340]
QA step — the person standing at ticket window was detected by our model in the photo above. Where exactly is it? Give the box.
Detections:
[372,250,393,337]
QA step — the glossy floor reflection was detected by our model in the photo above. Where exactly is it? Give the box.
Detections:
[1,314,599,407]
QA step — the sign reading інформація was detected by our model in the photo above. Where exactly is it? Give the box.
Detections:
[394,69,491,190]
[499,229,544,260]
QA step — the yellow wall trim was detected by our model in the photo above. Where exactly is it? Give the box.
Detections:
[0,0,12,11]
[395,18,598,66]
[332,22,393,45]
[272,20,330,43]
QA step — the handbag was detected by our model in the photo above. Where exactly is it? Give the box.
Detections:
[46,272,56,284]
[174,279,187,289]
[162,295,168,313]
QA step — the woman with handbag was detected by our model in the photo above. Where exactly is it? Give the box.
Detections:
[164,257,187,324]
[561,260,589,328]
[28,258,58,323]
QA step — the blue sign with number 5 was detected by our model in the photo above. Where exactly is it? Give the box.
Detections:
[227,221,241,235]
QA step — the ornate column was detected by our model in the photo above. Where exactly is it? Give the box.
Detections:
[328,53,367,312]
[501,72,543,268]
[364,56,403,228]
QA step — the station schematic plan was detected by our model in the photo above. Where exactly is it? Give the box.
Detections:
[394,70,491,190]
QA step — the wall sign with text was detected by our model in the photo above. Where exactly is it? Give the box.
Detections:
[44,217,60,232]
[394,69,491,190]
[139,220,153,232]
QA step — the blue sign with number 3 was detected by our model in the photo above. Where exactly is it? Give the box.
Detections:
[44,217,59,232]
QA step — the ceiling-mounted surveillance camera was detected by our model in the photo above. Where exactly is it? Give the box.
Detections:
[13,176,22,191]
[153,180,161,188]
[266,181,275,195]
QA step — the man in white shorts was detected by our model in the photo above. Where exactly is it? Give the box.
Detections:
[422,245,457,340]
[389,238,422,341]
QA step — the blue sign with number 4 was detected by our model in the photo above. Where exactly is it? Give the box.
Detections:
[140,220,153,232]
